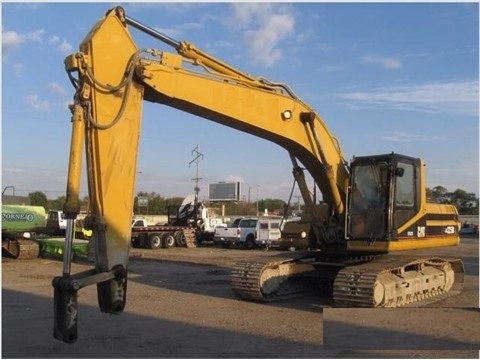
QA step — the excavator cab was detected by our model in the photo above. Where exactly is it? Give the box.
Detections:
[345,152,459,253]
[347,153,421,242]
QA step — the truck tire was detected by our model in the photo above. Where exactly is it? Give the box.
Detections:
[148,234,163,249]
[174,231,186,247]
[163,233,176,248]
[244,235,256,250]
[195,231,204,246]
[131,238,140,248]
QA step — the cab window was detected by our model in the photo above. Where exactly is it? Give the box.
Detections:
[393,161,418,229]
[395,163,415,208]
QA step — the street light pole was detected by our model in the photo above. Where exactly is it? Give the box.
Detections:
[256,186,259,216]
[248,185,260,216]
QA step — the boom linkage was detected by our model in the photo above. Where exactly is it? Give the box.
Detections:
[125,9,282,93]
[123,5,349,221]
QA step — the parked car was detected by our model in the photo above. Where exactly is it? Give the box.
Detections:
[459,222,479,235]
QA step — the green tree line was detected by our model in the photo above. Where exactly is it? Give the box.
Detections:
[24,191,288,216]
[426,186,478,215]
[25,185,479,216]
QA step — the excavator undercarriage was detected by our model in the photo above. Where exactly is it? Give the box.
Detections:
[2,232,40,260]
[230,252,464,307]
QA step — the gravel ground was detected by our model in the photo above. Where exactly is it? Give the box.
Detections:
[2,235,479,358]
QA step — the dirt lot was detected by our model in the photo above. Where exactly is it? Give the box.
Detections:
[2,236,479,358]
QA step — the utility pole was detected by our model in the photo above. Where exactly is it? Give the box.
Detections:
[189,144,204,206]
[248,185,260,216]
[295,195,302,211]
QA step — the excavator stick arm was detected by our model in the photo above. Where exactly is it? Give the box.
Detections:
[54,7,144,343]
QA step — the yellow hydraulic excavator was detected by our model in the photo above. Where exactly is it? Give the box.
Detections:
[53,7,464,343]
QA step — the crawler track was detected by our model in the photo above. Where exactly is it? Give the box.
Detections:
[2,238,40,260]
[230,251,321,302]
[16,239,40,259]
[230,253,465,307]
[333,256,465,307]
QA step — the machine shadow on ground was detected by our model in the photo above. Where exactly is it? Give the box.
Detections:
[126,253,336,310]
[2,288,479,359]
[323,309,480,350]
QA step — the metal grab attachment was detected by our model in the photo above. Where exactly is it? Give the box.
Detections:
[52,266,127,344]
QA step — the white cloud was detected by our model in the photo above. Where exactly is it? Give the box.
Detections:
[362,54,402,69]
[24,29,44,42]
[25,94,50,112]
[49,35,73,53]
[2,29,44,58]
[48,83,67,98]
[2,31,24,57]
[382,131,444,142]
[338,80,479,116]
[245,14,295,67]
[49,35,59,44]
[129,2,201,13]
[153,26,182,40]
[231,3,268,28]
[295,29,314,45]
[230,3,295,67]
[2,30,23,53]
[13,63,23,76]
[58,39,73,53]
[4,31,71,57]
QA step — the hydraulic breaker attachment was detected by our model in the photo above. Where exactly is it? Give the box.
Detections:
[53,218,128,344]
[53,276,78,344]
[52,265,127,344]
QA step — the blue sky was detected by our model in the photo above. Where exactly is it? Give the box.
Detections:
[2,2,479,203]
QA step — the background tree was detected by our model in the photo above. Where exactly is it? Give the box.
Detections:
[28,191,48,210]
[133,192,186,215]
[47,195,66,211]
[449,189,478,215]
[427,185,449,203]
[257,198,287,215]
[221,201,255,216]
[163,196,184,215]
[54,184,474,218]
[205,198,290,218]
[146,192,166,214]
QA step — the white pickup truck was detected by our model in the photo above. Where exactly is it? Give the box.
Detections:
[214,217,282,249]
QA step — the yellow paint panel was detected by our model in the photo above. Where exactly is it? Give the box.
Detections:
[347,236,460,253]
[426,220,459,227]
[79,9,143,269]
